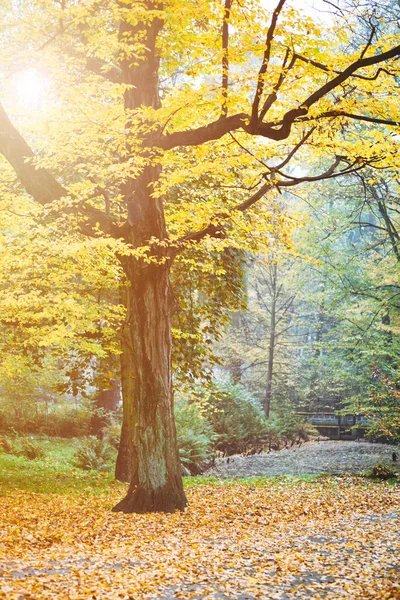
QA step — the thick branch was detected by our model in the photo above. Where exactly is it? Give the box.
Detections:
[0,103,118,237]
[0,104,65,203]
[86,57,122,84]
[158,44,400,151]
[155,112,248,150]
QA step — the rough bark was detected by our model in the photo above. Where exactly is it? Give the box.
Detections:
[115,314,133,482]
[115,420,132,483]
[109,4,186,511]
[112,259,187,513]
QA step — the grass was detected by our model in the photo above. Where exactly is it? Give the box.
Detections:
[0,437,125,496]
[0,436,320,497]
[184,473,321,487]
[0,436,397,498]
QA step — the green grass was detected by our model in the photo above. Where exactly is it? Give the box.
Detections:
[2,437,395,498]
[0,437,125,496]
[183,473,322,488]
[0,436,322,497]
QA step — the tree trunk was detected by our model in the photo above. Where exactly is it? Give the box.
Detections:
[110,5,186,512]
[264,263,277,418]
[115,418,131,483]
[115,283,134,482]
[91,379,120,436]
[112,259,187,513]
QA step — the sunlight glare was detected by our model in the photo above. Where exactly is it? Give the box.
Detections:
[15,69,48,109]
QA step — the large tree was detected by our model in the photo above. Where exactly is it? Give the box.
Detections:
[0,0,399,512]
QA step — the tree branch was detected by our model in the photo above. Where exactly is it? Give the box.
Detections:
[301,44,400,110]
[171,156,352,253]
[258,48,295,123]
[359,22,376,60]
[221,0,233,118]
[0,103,119,237]
[85,57,122,84]
[0,103,65,204]
[273,127,316,171]
[303,110,400,128]
[154,112,248,150]
[294,52,398,81]
[250,0,287,130]
[157,44,400,151]
[172,182,272,249]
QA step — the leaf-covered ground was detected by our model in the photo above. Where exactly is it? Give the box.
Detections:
[0,477,399,599]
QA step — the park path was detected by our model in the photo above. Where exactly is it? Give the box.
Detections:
[205,440,400,478]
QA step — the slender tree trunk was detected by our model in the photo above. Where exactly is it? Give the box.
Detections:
[115,418,131,483]
[264,263,277,418]
[112,258,187,513]
[115,284,133,482]
[91,379,120,436]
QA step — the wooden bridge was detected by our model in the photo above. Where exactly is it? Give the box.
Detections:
[296,412,371,440]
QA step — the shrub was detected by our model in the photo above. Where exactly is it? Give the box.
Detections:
[0,403,92,438]
[276,418,317,446]
[38,408,92,438]
[0,435,18,454]
[0,435,46,460]
[367,463,397,481]
[175,399,214,474]
[363,369,400,444]
[19,439,46,460]
[199,382,270,456]
[74,436,116,471]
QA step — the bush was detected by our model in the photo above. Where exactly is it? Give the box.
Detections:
[180,382,316,457]
[0,435,18,454]
[19,439,46,460]
[37,408,92,438]
[0,403,92,438]
[175,399,214,474]
[199,382,270,456]
[367,463,397,481]
[275,416,317,446]
[74,436,116,471]
[0,435,46,460]
[363,369,400,444]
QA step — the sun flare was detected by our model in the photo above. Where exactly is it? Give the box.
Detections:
[15,69,48,108]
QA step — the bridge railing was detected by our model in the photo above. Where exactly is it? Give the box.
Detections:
[296,412,371,427]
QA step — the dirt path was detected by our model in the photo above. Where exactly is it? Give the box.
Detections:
[205,441,400,478]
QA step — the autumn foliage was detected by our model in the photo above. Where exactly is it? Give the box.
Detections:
[0,478,399,599]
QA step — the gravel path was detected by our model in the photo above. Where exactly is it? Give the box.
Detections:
[205,441,400,478]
